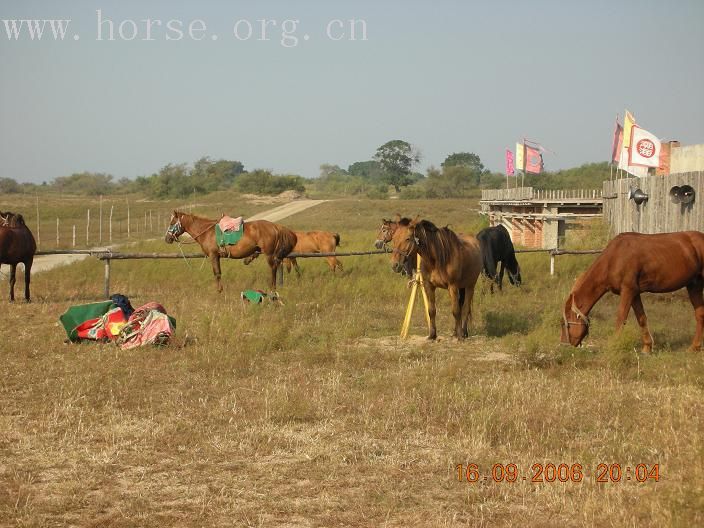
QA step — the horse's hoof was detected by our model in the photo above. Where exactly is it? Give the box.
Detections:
[25,299,31,304]
[427,335,437,341]
[688,345,702,352]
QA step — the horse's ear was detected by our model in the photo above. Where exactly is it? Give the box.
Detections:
[393,213,401,222]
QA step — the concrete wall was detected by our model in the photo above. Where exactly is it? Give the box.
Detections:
[671,144,704,173]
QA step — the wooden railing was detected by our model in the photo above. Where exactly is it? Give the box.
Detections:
[481,187,602,201]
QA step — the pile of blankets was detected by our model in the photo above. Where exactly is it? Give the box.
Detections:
[60,295,176,349]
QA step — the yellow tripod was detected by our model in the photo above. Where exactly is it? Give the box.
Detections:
[400,254,431,339]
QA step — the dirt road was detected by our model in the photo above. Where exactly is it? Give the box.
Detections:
[247,199,325,222]
[9,199,326,276]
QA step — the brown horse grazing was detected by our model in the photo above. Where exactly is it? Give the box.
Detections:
[165,211,297,291]
[244,231,342,275]
[0,212,36,302]
[390,218,483,340]
[561,231,704,353]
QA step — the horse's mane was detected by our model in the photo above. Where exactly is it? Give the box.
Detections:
[174,210,215,223]
[414,219,461,271]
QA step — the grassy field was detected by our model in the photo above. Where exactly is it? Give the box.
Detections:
[1,197,703,527]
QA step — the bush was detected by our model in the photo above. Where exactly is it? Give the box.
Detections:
[235,170,305,196]
[365,184,389,200]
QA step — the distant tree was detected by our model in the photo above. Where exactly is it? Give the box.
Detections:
[348,160,384,181]
[192,157,245,190]
[319,164,348,179]
[425,165,478,198]
[441,152,489,187]
[373,140,421,191]
[442,152,485,172]
[52,172,115,195]
[0,177,21,193]
[236,170,305,196]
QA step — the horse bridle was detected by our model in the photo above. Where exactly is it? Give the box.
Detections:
[165,218,184,241]
[563,299,590,329]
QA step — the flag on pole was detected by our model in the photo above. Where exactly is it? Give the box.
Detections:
[611,119,623,163]
[628,126,661,168]
[505,149,515,176]
[515,142,525,172]
[623,110,636,149]
[525,146,543,174]
[618,109,647,175]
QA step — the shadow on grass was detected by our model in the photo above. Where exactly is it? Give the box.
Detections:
[484,310,538,337]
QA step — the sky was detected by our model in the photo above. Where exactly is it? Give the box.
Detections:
[1,0,703,183]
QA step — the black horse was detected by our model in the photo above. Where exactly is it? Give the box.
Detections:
[0,212,36,302]
[476,224,521,293]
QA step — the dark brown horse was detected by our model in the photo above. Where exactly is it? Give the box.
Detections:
[245,230,342,275]
[561,231,704,353]
[0,212,36,302]
[390,218,483,340]
[165,211,297,291]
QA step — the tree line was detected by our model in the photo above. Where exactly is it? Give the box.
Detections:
[0,140,611,199]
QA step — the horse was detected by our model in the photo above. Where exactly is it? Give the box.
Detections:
[244,231,342,275]
[561,231,704,353]
[375,216,414,276]
[0,212,36,302]
[476,224,522,293]
[390,217,483,340]
[165,211,297,291]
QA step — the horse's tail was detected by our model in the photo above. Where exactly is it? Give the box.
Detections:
[333,233,341,247]
[277,226,297,259]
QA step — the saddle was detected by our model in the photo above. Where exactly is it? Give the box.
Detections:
[216,215,244,248]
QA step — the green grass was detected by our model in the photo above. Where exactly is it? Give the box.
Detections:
[0,197,702,527]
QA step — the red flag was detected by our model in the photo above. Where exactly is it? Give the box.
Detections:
[611,120,623,163]
[525,146,543,174]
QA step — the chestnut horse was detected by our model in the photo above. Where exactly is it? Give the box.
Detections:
[244,231,342,275]
[390,218,482,340]
[165,211,297,291]
[0,212,36,302]
[561,231,704,353]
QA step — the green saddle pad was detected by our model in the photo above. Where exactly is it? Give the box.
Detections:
[215,223,244,247]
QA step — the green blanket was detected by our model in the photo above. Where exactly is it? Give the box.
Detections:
[60,300,114,341]
[215,223,244,247]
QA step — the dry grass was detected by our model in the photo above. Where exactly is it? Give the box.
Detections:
[1,198,703,527]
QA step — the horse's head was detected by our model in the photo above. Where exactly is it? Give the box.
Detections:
[165,211,185,244]
[374,218,398,249]
[508,263,522,287]
[389,217,420,274]
[561,293,589,346]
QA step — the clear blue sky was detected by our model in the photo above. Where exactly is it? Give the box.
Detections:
[1,0,703,183]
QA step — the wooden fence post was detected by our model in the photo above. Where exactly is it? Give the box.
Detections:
[56,217,59,247]
[72,225,76,247]
[109,205,114,243]
[86,209,90,246]
[550,251,555,276]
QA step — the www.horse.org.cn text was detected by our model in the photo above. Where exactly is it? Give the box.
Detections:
[1,11,369,47]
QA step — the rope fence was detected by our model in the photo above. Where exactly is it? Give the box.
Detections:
[29,247,602,298]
